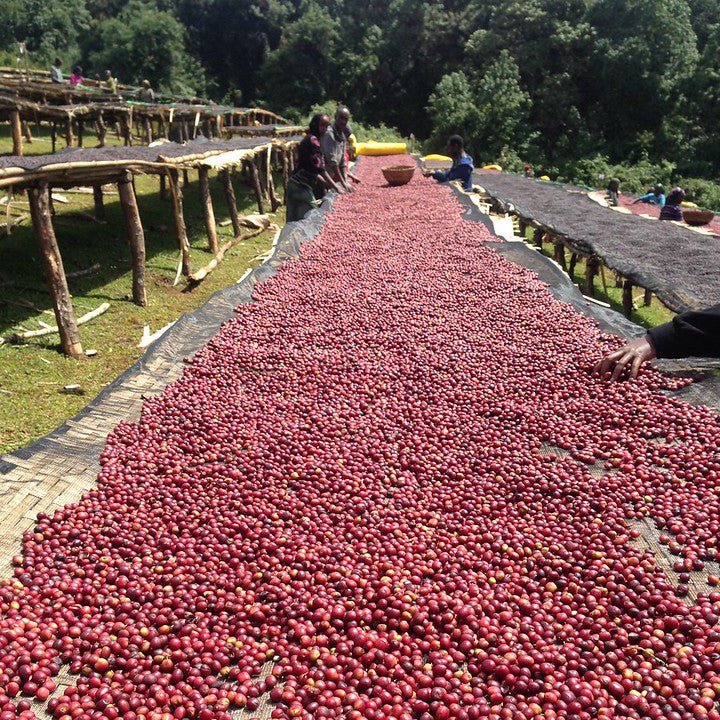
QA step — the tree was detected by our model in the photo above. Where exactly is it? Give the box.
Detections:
[13,0,91,61]
[89,0,203,93]
[584,0,698,161]
[261,3,341,114]
[427,52,531,163]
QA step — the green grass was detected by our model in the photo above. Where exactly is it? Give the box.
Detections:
[0,125,283,453]
[521,229,675,328]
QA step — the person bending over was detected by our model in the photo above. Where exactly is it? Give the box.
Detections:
[320,107,355,193]
[286,113,344,222]
[423,135,474,191]
[659,186,685,222]
[594,305,720,380]
[633,185,665,207]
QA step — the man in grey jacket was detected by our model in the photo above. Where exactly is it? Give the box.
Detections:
[320,107,354,193]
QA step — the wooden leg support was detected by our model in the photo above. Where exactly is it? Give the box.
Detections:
[28,183,83,358]
[553,240,566,271]
[568,252,578,277]
[198,167,219,255]
[643,288,652,307]
[248,159,265,214]
[221,168,241,237]
[168,170,192,277]
[96,113,107,148]
[22,120,32,144]
[160,173,166,200]
[93,184,105,222]
[533,227,543,249]
[10,111,23,156]
[51,122,57,153]
[118,172,147,306]
[266,146,281,212]
[622,280,634,318]
[585,257,598,297]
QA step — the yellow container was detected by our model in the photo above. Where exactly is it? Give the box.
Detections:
[422,154,451,162]
[482,164,502,171]
[681,201,698,208]
[539,174,551,181]
[356,142,407,156]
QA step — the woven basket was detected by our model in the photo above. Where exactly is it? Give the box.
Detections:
[682,208,715,226]
[382,165,415,186]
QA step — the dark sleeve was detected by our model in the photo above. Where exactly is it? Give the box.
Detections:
[432,169,449,182]
[647,304,720,358]
[448,164,473,187]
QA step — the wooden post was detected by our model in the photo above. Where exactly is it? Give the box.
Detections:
[92,184,105,222]
[182,169,189,188]
[121,112,132,146]
[118,171,147,306]
[168,170,192,277]
[518,218,527,238]
[198,167,219,255]
[585,257,598,297]
[77,119,84,148]
[281,147,289,195]
[28,183,83,358]
[22,120,32,144]
[65,115,75,148]
[533,227,543,249]
[248,159,265,214]
[51,121,57,153]
[266,145,281,212]
[622,280,633,318]
[568,252,578,277]
[221,169,241,237]
[158,115,167,138]
[96,112,107,148]
[553,240,566,271]
[598,263,609,299]
[143,116,152,144]
[10,110,23,156]
[159,173,166,200]
[643,288,652,307]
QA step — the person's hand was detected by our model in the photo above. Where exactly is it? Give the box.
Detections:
[350,175,361,184]
[422,169,433,177]
[593,336,656,381]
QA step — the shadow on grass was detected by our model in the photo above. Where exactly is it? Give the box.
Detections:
[0,168,271,342]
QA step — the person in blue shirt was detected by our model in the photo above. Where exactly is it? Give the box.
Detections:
[423,135,474,191]
[633,185,665,206]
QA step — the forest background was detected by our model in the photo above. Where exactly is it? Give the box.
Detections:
[2,0,720,206]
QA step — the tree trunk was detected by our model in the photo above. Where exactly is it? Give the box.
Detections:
[118,172,147,306]
[28,183,83,358]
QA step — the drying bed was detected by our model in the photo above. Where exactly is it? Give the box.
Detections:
[2,157,720,720]
[474,172,720,311]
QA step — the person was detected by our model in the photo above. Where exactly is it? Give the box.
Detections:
[286,113,344,222]
[606,178,620,207]
[69,65,84,87]
[524,164,532,178]
[594,305,720,380]
[320,107,354,192]
[633,185,665,207]
[50,58,64,84]
[659,186,685,221]
[138,80,155,103]
[102,70,118,95]
[423,135,474,191]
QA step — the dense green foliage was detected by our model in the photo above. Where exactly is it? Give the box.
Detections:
[2,0,720,192]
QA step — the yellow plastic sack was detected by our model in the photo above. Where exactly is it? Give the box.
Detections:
[539,174,551,181]
[422,154,451,162]
[482,164,502,171]
[356,142,407,156]
[681,201,698,208]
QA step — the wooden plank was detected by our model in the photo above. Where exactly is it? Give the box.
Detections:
[27,182,83,358]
